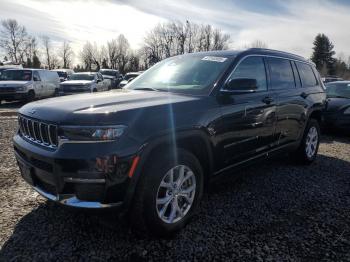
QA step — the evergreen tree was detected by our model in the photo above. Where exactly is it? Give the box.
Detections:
[102,58,109,69]
[25,57,32,68]
[32,53,41,68]
[311,34,336,76]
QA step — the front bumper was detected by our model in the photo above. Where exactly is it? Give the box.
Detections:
[13,133,139,209]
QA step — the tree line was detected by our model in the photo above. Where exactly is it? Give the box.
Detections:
[1,18,350,78]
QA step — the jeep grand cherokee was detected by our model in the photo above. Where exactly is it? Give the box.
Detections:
[13,49,326,236]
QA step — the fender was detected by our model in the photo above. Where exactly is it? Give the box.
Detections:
[122,128,215,209]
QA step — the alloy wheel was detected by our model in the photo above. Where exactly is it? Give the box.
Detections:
[156,165,196,224]
[305,126,318,158]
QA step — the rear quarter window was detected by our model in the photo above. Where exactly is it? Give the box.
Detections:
[296,62,318,88]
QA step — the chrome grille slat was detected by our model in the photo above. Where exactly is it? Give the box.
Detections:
[18,115,58,149]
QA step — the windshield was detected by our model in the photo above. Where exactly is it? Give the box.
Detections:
[100,70,117,76]
[326,83,350,98]
[124,73,139,80]
[56,71,68,78]
[126,54,231,95]
[0,70,32,81]
[69,74,94,81]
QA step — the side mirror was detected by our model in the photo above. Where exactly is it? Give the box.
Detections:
[224,78,258,93]
[96,79,101,83]
[33,76,40,82]
[127,78,135,83]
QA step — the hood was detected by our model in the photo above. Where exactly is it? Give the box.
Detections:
[0,81,30,87]
[60,80,93,85]
[325,97,350,112]
[19,89,200,125]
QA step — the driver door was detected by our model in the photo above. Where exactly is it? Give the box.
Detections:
[217,56,277,167]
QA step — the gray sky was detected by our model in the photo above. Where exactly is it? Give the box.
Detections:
[1,0,350,63]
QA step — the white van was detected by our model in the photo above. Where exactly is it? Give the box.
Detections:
[0,69,60,103]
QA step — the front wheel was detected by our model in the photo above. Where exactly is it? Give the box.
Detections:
[293,119,320,164]
[26,90,35,103]
[130,149,204,236]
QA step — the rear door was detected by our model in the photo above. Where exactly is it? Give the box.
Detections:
[218,56,277,167]
[266,57,307,146]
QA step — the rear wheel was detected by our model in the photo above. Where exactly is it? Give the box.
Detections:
[54,88,59,97]
[129,149,204,236]
[293,119,320,164]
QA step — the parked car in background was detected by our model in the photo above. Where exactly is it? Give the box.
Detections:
[322,76,343,84]
[0,69,60,104]
[323,81,350,131]
[59,72,109,95]
[13,49,326,236]
[99,69,123,89]
[51,69,75,82]
[119,72,142,88]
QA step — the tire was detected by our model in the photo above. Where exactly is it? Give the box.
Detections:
[54,88,59,97]
[92,88,98,93]
[293,119,320,164]
[129,149,204,237]
[26,90,35,102]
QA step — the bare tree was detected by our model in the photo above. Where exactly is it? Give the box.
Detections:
[107,39,118,69]
[141,20,231,67]
[0,19,28,63]
[41,35,52,69]
[80,41,101,70]
[249,40,268,48]
[58,41,74,68]
[116,34,131,73]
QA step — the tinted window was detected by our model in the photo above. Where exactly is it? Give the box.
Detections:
[267,58,295,90]
[227,56,267,91]
[296,62,318,87]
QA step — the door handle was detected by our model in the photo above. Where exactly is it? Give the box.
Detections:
[262,96,274,104]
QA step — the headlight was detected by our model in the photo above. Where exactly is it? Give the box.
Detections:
[17,83,32,91]
[60,125,127,141]
[344,107,350,115]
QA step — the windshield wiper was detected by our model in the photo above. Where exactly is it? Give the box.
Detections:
[133,87,159,91]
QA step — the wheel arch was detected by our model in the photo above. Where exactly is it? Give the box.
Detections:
[124,130,214,208]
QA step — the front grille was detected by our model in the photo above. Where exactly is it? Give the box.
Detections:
[62,85,88,92]
[18,115,58,148]
[0,87,16,93]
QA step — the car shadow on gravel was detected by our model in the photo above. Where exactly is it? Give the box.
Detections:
[1,154,350,261]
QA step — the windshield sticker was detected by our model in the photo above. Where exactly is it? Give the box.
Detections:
[202,56,227,62]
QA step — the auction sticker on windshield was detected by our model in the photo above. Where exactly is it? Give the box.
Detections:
[202,56,227,62]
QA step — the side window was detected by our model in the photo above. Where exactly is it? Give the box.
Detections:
[33,71,41,81]
[267,58,295,90]
[296,62,318,87]
[227,56,267,91]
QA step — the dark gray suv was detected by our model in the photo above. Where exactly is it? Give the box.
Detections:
[14,49,326,236]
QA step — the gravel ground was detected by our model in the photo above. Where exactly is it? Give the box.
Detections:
[0,118,349,261]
